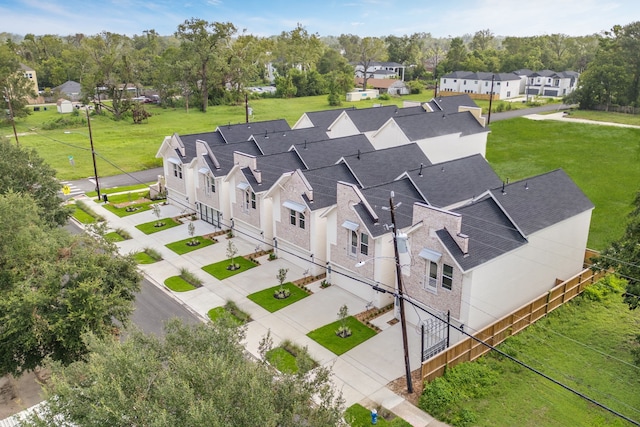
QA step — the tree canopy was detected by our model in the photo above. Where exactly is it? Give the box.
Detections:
[592,190,640,310]
[24,319,345,427]
[0,138,71,227]
[0,192,141,376]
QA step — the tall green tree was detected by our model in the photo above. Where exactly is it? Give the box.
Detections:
[0,192,141,377]
[442,37,468,72]
[592,191,640,310]
[175,18,237,112]
[0,139,70,226]
[339,34,387,89]
[274,24,324,74]
[0,43,37,121]
[24,319,345,427]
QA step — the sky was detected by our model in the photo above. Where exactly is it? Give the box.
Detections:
[1,0,639,39]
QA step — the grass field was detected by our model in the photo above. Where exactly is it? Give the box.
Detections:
[419,279,640,427]
[486,118,640,250]
[2,94,431,181]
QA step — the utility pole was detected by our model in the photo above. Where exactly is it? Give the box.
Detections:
[487,74,495,125]
[85,108,101,200]
[389,191,413,394]
[4,87,20,146]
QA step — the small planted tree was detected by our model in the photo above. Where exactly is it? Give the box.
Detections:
[151,204,164,227]
[336,304,352,338]
[274,268,290,299]
[187,222,199,246]
[226,240,238,270]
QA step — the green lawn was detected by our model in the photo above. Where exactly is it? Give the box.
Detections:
[133,251,159,264]
[165,235,216,255]
[6,94,432,181]
[164,276,196,292]
[104,231,126,242]
[207,301,252,325]
[135,218,181,234]
[419,279,640,427]
[246,284,309,313]
[265,347,298,374]
[486,118,640,250]
[102,200,155,217]
[344,404,412,427]
[307,317,377,355]
[566,109,640,126]
[201,256,257,280]
[87,183,154,197]
[72,205,96,224]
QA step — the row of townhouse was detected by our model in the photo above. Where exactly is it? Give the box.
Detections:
[440,69,579,100]
[156,94,593,341]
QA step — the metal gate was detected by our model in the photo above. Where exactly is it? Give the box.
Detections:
[421,310,450,362]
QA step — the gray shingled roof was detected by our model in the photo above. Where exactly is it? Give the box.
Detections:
[303,109,348,130]
[301,163,360,210]
[253,127,328,155]
[204,140,262,176]
[241,151,306,191]
[354,178,425,237]
[342,105,411,133]
[392,110,488,141]
[438,196,527,270]
[293,134,374,169]
[489,169,594,236]
[341,144,432,187]
[403,154,502,208]
[217,119,290,143]
[426,94,479,113]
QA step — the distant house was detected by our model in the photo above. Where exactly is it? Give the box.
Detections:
[346,89,379,102]
[54,81,82,101]
[354,78,409,95]
[520,70,580,97]
[354,61,405,80]
[440,71,522,100]
[19,63,39,104]
[56,99,73,114]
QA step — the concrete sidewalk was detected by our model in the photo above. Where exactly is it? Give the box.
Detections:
[83,197,447,426]
[524,111,640,128]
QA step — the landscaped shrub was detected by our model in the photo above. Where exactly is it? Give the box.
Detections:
[115,227,131,240]
[179,267,202,287]
[75,200,105,222]
[142,247,162,261]
[581,274,625,302]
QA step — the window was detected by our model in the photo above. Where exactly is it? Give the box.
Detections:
[463,80,466,85]
[360,233,368,255]
[442,264,453,290]
[453,79,457,83]
[424,261,438,293]
[443,78,447,83]
[205,175,215,194]
[290,209,296,225]
[298,212,305,229]
[485,82,488,86]
[506,82,509,86]
[243,189,255,211]
[173,163,182,179]
[350,230,358,256]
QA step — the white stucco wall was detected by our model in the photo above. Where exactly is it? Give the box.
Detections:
[462,209,593,332]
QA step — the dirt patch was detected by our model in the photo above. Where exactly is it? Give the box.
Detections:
[0,370,48,419]
[113,198,151,209]
[387,368,424,406]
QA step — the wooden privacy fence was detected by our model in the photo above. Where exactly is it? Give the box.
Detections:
[421,259,606,383]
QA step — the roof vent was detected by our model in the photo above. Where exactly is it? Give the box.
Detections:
[304,140,307,150]
[418,163,423,177]
[501,182,506,195]
[357,149,361,160]
[525,181,529,190]
[441,166,445,173]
